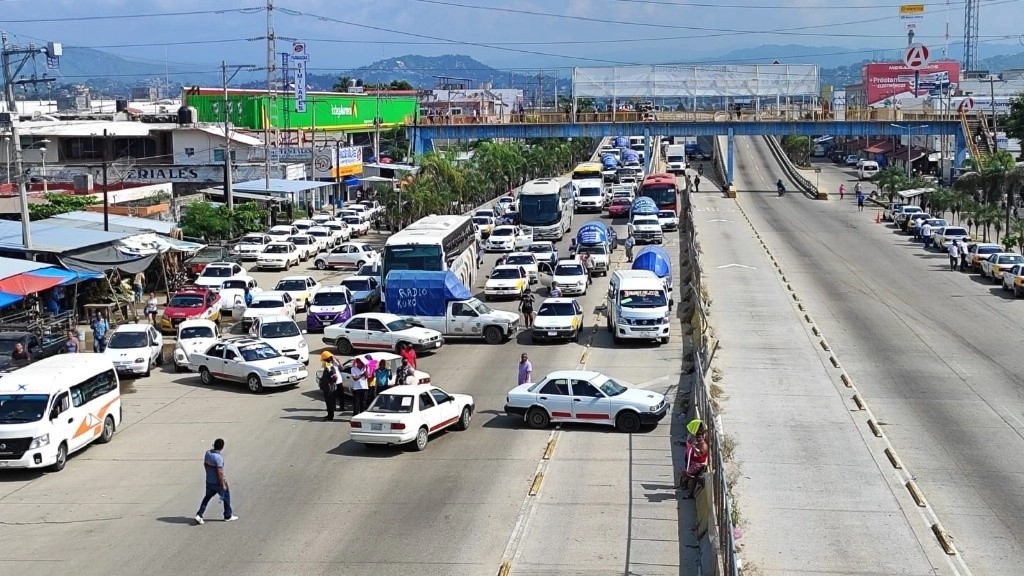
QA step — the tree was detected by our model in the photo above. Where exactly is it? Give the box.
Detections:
[28,192,97,220]
[872,166,911,201]
[1006,93,1024,153]
[780,135,810,166]
[179,201,267,241]
[1010,218,1024,254]
[230,202,269,236]
[332,76,354,93]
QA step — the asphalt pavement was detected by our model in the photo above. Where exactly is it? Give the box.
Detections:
[0,161,693,575]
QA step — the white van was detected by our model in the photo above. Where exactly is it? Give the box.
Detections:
[606,270,671,344]
[858,161,880,180]
[0,355,122,472]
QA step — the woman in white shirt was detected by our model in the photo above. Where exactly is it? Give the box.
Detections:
[351,358,369,415]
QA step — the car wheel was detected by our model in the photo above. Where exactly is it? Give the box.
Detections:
[530,332,539,344]
[199,366,215,385]
[1003,281,1010,291]
[1016,286,1022,298]
[413,427,429,451]
[356,260,366,269]
[315,259,327,270]
[50,442,68,472]
[336,337,354,355]
[144,359,151,378]
[455,407,472,431]
[526,407,550,429]
[483,326,503,345]
[661,335,670,344]
[574,329,581,343]
[992,274,999,284]
[616,411,642,434]
[97,415,115,444]
[246,374,263,393]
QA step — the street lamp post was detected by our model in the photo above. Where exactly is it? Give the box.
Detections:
[3,135,9,185]
[39,146,47,194]
[891,124,928,180]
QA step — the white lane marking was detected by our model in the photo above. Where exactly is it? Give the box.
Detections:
[716,263,757,270]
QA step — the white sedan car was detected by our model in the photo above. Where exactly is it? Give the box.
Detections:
[231,233,273,261]
[933,226,971,250]
[173,319,219,372]
[343,216,370,237]
[526,241,558,268]
[257,242,300,270]
[484,265,528,300]
[190,337,307,393]
[241,291,296,329]
[314,242,381,271]
[551,259,588,296]
[323,312,444,355]
[322,220,352,244]
[505,252,540,284]
[532,298,584,343]
[274,275,320,312]
[980,252,1024,282]
[103,323,164,378]
[349,385,474,451]
[504,370,669,433]
[305,226,336,250]
[267,225,299,240]
[287,235,319,261]
[218,276,261,314]
[486,225,532,252]
[194,262,247,289]
[1000,263,1024,293]
[248,315,309,365]
[657,210,679,231]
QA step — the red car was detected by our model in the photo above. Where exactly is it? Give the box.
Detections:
[159,286,222,333]
[608,198,632,218]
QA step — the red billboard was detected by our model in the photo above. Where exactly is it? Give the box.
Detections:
[863,61,960,107]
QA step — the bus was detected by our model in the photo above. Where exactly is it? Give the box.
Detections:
[381,215,477,303]
[518,178,573,240]
[571,162,603,182]
[639,173,679,214]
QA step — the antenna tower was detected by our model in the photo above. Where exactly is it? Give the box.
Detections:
[963,0,980,71]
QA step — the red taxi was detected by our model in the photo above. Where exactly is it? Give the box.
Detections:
[159,286,222,333]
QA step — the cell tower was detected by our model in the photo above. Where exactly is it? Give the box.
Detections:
[963,0,980,71]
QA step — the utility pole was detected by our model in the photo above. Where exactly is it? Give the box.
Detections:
[222,61,255,210]
[264,0,276,192]
[2,31,60,251]
[101,129,109,231]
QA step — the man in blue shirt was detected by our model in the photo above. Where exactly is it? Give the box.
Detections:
[91,312,109,353]
[195,438,238,524]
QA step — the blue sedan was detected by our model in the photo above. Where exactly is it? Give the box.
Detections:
[340,276,381,312]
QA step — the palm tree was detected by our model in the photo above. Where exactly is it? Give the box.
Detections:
[1010,218,1024,254]
[925,186,953,217]
[332,76,354,92]
[948,188,971,225]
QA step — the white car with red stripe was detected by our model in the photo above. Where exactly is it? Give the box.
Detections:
[504,370,669,434]
[349,385,474,451]
[322,312,444,355]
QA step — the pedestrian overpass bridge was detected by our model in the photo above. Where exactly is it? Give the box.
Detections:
[408,115,966,184]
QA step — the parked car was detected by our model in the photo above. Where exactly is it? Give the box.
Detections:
[287,235,319,261]
[158,286,221,333]
[845,155,860,166]
[172,319,219,373]
[103,323,164,378]
[344,216,370,237]
[504,370,669,433]
[218,276,261,314]
[190,337,307,393]
[980,253,1024,282]
[322,220,352,244]
[248,315,308,365]
[1000,263,1024,295]
[933,226,971,250]
[901,213,932,234]
[257,242,300,270]
[274,276,320,312]
[349,385,474,451]
[305,226,335,251]
[240,291,296,330]
[185,246,239,276]
[193,262,247,289]
[532,297,584,343]
[306,285,354,333]
[230,233,273,261]
[882,202,906,222]
[267,225,299,240]
[339,275,382,312]
[963,243,1003,271]
[0,331,66,372]
[322,312,444,355]
[486,225,532,252]
[291,219,315,233]
[313,242,381,271]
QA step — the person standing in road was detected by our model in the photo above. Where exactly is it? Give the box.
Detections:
[912,217,922,241]
[693,175,701,192]
[318,351,339,421]
[518,353,533,386]
[625,234,636,262]
[948,240,961,271]
[350,358,369,415]
[838,183,845,200]
[195,438,238,525]
[133,271,145,304]
[91,311,109,353]
[921,221,933,249]
[375,361,392,395]
[364,354,378,403]
[549,282,562,298]
[518,288,535,329]
[396,357,414,386]
[583,254,595,285]
[856,191,865,212]
[399,342,417,370]
[144,292,159,325]
[64,330,80,354]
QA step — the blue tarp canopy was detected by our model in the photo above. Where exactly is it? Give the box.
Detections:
[613,136,629,148]
[632,245,672,278]
[343,176,361,188]
[0,255,99,309]
[631,197,658,216]
[576,222,609,245]
[384,270,472,317]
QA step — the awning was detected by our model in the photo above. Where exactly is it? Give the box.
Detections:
[0,292,21,309]
[0,266,78,296]
[60,245,158,276]
[864,142,894,154]
[343,176,362,188]
[117,233,206,256]
[896,187,934,199]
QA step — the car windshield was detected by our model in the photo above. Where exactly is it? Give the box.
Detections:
[200,266,232,278]
[598,378,628,397]
[168,295,204,308]
[538,302,576,316]
[555,264,584,276]
[241,235,264,244]
[528,244,552,254]
[264,244,290,254]
[577,244,607,255]
[491,228,513,237]
[307,230,328,237]
[385,318,414,332]
[260,321,301,338]
[619,289,668,307]
[491,268,522,279]
[358,264,381,276]
[612,200,631,206]
[1000,255,1024,264]
[269,228,292,235]
[578,188,602,197]
[222,280,248,290]
[344,218,361,225]
[659,211,676,219]
[473,217,491,225]
[978,246,1002,255]
[108,331,148,349]
[250,298,283,309]
[179,326,215,339]
[239,343,281,361]
[633,217,658,225]
[341,279,372,292]
[368,393,415,413]
[0,394,49,423]
[506,255,534,265]
[276,280,308,291]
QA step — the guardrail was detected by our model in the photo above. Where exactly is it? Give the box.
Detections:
[680,186,740,576]
[762,135,820,197]
[416,109,963,126]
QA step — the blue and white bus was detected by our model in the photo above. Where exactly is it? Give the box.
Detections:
[518,178,573,241]
[382,215,477,303]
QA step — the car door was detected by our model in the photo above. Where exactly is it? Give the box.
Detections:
[148,327,163,365]
[569,379,611,423]
[49,390,84,452]
[417,391,442,431]
[429,388,460,428]
[364,317,390,349]
[341,317,369,348]
[449,302,481,335]
[536,379,573,422]
[221,345,244,382]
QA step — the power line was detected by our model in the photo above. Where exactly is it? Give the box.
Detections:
[607,0,978,8]
[0,7,264,24]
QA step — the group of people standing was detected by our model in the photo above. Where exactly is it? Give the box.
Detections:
[317,344,419,420]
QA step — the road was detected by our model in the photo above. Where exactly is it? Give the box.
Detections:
[0,159,692,576]
[727,136,1024,575]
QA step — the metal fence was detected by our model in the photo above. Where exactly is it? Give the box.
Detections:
[681,185,741,576]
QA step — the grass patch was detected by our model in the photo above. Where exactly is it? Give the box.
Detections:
[721,433,738,462]
[711,367,724,382]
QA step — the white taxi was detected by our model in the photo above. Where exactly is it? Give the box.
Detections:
[349,385,475,451]
[532,298,584,343]
[172,319,219,373]
[505,252,540,283]
[190,337,307,393]
[505,370,669,433]
[248,315,309,365]
[194,262,247,289]
[981,252,1024,282]
[1000,263,1024,294]
[551,259,588,296]
[257,242,300,270]
[486,225,532,252]
[274,275,320,312]
[484,265,527,300]
[231,233,273,261]
[241,291,296,330]
[323,312,444,355]
[103,323,164,378]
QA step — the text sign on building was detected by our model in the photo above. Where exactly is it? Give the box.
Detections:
[899,4,924,29]
[38,164,293,184]
[903,43,930,70]
[294,60,307,113]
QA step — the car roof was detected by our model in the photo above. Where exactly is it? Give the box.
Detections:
[220,336,265,347]
[253,290,289,300]
[253,314,296,324]
[204,261,236,268]
[342,241,373,247]
[179,319,217,329]
[540,297,578,305]
[353,312,400,321]
[0,355,117,395]
[278,275,314,282]
[555,258,583,266]
[317,284,351,292]
[172,287,214,296]
[493,265,525,272]
[347,351,401,362]
[265,241,294,247]
[542,370,604,381]
[341,275,374,283]
[378,384,437,395]
[112,323,152,333]
[507,252,535,258]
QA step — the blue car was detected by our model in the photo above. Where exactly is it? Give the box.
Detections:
[340,275,381,312]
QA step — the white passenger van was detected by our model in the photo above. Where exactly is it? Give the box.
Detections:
[606,270,671,345]
[0,355,122,472]
[858,160,880,180]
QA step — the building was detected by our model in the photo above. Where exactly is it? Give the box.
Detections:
[418,87,523,124]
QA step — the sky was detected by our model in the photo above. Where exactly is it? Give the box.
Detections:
[1,0,1023,79]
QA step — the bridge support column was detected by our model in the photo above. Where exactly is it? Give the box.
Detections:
[415,134,434,156]
[643,126,652,174]
[953,128,968,175]
[726,127,735,185]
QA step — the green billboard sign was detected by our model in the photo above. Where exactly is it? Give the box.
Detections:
[185,92,417,132]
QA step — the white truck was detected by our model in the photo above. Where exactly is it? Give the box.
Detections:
[665,144,687,174]
[606,270,671,345]
[385,270,520,345]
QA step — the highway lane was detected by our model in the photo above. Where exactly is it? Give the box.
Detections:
[0,148,688,576]
[732,136,1024,575]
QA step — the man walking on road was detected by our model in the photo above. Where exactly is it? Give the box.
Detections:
[195,438,237,525]
[948,240,961,271]
[518,353,533,385]
[856,191,865,211]
[693,175,701,192]
[318,351,339,421]
[921,221,933,249]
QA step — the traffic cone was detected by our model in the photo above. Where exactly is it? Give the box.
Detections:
[875,211,881,224]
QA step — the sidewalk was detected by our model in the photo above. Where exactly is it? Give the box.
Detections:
[691,192,940,575]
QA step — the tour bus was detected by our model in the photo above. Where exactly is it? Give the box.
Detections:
[382,215,477,303]
[518,178,573,241]
[639,173,679,214]
[0,355,122,472]
[571,162,603,182]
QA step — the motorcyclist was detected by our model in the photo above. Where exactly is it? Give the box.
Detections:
[777,179,786,195]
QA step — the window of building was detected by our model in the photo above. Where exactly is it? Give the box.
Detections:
[61,137,105,161]
[212,149,237,162]
[112,137,157,159]
[184,147,195,157]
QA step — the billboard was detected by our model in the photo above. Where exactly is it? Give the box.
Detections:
[863,61,959,107]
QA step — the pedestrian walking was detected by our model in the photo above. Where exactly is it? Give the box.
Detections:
[839,183,845,200]
[518,353,533,385]
[912,217,922,241]
[399,342,417,370]
[519,288,536,328]
[583,254,595,284]
[194,438,238,525]
[132,271,145,304]
[91,311,109,353]
[625,234,636,262]
[921,221,933,249]
[856,191,865,212]
[351,358,369,415]
[144,292,159,325]
[318,351,339,421]
[948,240,961,271]
[693,175,701,192]
[64,330,80,354]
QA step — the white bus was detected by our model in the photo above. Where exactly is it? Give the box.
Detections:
[382,215,477,303]
[518,178,573,241]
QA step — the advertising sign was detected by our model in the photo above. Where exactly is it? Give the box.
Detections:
[863,61,959,107]
[902,43,930,70]
[832,90,846,121]
[294,60,307,113]
[35,164,296,184]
